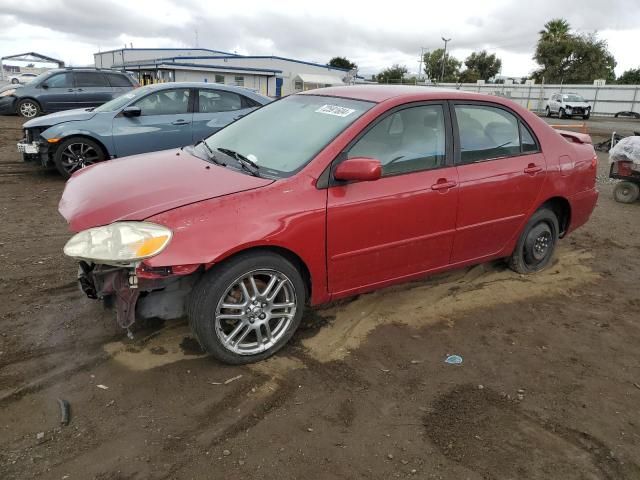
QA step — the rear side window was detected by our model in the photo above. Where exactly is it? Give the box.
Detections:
[198,89,243,113]
[134,89,190,115]
[520,123,538,153]
[75,72,109,87]
[106,73,134,87]
[45,73,73,88]
[348,104,447,176]
[455,105,521,164]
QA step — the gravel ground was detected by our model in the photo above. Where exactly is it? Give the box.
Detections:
[0,114,639,480]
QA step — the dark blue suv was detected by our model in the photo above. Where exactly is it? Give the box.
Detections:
[0,68,138,118]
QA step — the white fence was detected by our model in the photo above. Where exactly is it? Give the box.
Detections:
[435,82,640,117]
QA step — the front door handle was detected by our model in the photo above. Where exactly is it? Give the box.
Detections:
[76,88,84,92]
[431,179,457,191]
[524,164,543,175]
[67,88,75,92]
[172,120,191,125]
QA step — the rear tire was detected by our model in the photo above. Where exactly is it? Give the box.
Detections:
[53,137,107,179]
[509,208,559,274]
[16,99,41,118]
[188,251,306,365]
[11,78,19,84]
[613,181,640,204]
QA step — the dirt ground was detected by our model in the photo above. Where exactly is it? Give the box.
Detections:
[1,114,639,480]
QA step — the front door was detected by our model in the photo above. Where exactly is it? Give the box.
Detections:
[326,103,458,295]
[112,88,194,157]
[450,103,546,264]
[38,72,76,112]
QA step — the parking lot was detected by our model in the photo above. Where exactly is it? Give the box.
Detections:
[1,113,639,479]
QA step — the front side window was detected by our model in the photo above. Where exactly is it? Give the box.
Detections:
[348,105,446,176]
[455,105,521,164]
[75,72,109,87]
[203,94,373,177]
[44,73,73,88]
[134,88,190,116]
[198,90,242,113]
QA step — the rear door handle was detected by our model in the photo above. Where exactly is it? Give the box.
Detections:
[524,164,543,174]
[172,120,191,125]
[431,179,457,191]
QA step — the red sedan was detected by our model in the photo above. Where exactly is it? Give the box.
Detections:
[59,86,598,364]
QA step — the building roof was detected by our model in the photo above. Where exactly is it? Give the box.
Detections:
[95,47,240,57]
[120,61,282,74]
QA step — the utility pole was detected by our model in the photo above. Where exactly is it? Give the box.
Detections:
[418,47,427,82]
[440,37,451,82]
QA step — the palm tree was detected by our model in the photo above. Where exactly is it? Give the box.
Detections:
[539,19,571,42]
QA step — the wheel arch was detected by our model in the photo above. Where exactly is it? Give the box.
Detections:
[51,134,111,159]
[538,196,571,237]
[207,245,313,303]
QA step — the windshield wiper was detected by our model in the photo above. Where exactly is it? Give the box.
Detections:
[217,147,260,177]
[194,140,227,166]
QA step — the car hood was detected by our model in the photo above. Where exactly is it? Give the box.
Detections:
[59,149,274,232]
[565,101,590,108]
[23,108,98,128]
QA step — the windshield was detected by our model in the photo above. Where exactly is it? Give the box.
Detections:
[563,94,585,102]
[203,94,374,177]
[94,86,154,112]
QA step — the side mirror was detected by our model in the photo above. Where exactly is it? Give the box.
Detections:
[122,106,142,118]
[334,157,382,182]
[40,83,49,89]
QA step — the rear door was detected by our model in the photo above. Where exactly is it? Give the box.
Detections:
[450,102,546,264]
[112,87,194,157]
[37,72,76,112]
[73,71,113,109]
[326,102,458,294]
[192,89,256,142]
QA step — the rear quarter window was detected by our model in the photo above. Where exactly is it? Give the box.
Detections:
[106,73,134,87]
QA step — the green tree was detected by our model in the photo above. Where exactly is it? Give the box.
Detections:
[462,50,502,81]
[422,48,461,82]
[328,56,357,70]
[617,67,640,84]
[376,64,408,83]
[533,18,616,83]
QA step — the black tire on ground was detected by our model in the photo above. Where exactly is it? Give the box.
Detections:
[16,99,41,118]
[188,251,306,365]
[613,181,640,204]
[11,78,19,84]
[583,114,590,120]
[508,208,559,274]
[559,108,566,119]
[53,137,107,179]
[545,106,551,117]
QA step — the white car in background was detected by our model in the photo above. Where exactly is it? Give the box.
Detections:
[9,73,39,85]
[545,93,591,120]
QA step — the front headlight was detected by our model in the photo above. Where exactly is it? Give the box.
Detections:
[0,89,16,97]
[63,222,172,264]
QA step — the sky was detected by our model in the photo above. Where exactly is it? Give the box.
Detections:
[1,0,639,78]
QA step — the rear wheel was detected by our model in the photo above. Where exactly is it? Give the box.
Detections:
[188,251,306,364]
[613,181,640,204]
[53,137,106,179]
[16,99,41,118]
[509,208,559,274]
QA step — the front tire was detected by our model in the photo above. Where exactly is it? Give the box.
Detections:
[509,208,559,274]
[559,108,566,119]
[53,137,106,179]
[188,251,306,365]
[613,181,640,204]
[583,113,590,120]
[545,106,551,117]
[16,99,41,118]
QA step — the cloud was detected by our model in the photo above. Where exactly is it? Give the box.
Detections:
[1,0,638,76]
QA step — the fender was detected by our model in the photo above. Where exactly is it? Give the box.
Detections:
[41,124,116,158]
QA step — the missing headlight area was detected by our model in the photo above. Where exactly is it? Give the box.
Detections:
[78,262,199,330]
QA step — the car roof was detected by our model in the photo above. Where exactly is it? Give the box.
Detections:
[299,85,490,103]
[139,82,270,100]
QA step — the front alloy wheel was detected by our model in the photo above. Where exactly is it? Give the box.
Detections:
[53,138,106,179]
[17,100,40,118]
[189,251,306,364]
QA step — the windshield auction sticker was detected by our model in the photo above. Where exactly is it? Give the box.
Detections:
[315,105,356,117]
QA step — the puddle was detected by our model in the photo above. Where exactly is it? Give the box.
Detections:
[302,247,599,362]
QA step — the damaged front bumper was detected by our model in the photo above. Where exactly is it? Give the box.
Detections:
[77,262,200,330]
[17,130,50,166]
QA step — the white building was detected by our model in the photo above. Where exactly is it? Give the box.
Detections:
[94,48,350,97]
